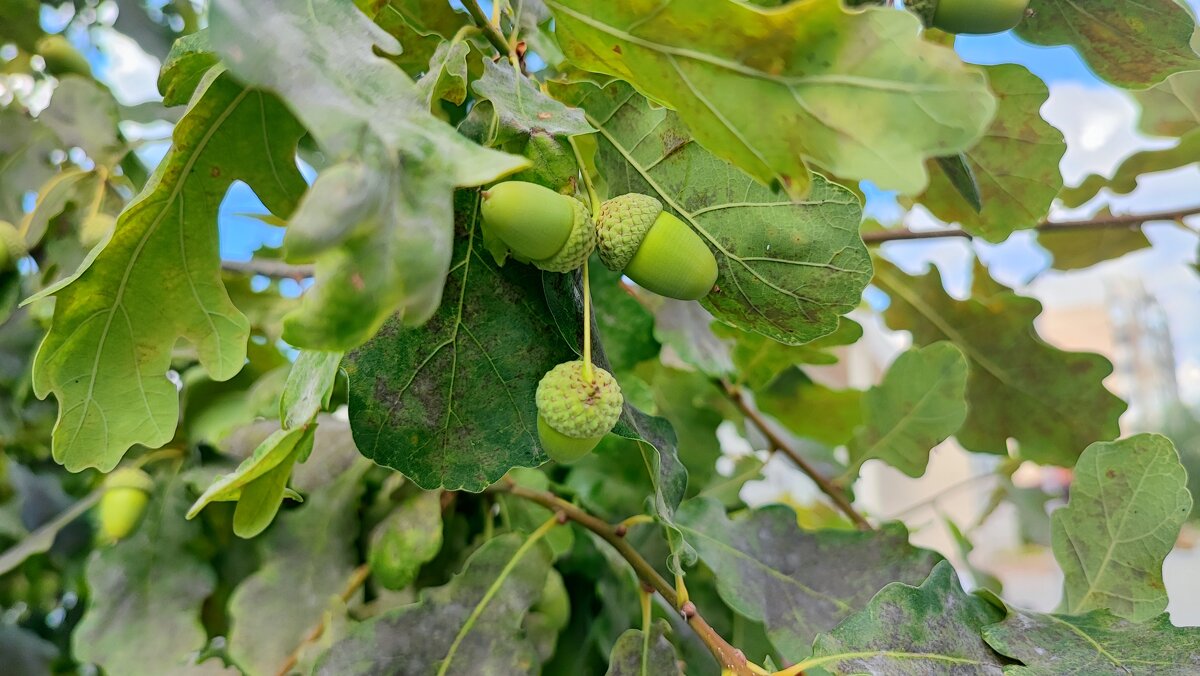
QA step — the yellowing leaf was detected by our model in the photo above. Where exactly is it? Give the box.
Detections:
[916,64,1065,242]
[546,0,995,197]
[31,72,307,472]
[1016,0,1200,89]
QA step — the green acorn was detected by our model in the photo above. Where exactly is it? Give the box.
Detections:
[535,360,623,463]
[481,181,595,273]
[0,220,24,271]
[595,194,718,301]
[97,468,154,543]
[907,0,1030,35]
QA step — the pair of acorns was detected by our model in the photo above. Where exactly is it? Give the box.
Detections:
[482,181,719,462]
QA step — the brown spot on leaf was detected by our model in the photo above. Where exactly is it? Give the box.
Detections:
[210,166,221,178]
[537,112,552,120]
[612,45,622,55]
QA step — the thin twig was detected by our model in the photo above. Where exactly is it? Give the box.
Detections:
[275,563,371,676]
[462,0,517,64]
[221,259,314,280]
[495,481,756,675]
[862,205,1200,244]
[721,381,872,531]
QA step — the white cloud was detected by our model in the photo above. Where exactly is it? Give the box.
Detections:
[91,26,162,105]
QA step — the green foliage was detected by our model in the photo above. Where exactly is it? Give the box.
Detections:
[1,0,1198,674]
[1052,434,1191,621]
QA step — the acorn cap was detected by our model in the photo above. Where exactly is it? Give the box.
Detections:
[596,193,662,272]
[533,198,596,273]
[535,360,623,439]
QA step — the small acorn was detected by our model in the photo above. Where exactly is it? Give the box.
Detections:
[97,468,154,543]
[535,360,623,463]
[481,181,595,273]
[0,220,26,271]
[595,194,718,301]
[907,0,1030,35]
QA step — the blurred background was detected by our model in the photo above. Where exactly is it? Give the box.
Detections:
[2,0,1199,630]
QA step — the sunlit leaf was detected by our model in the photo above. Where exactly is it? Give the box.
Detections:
[30,72,307,472]
[1134,70,1200,137]
[546,0,994,198]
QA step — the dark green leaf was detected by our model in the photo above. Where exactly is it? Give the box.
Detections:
[1053,434,1191,620]
[758,369,863,447]
[675,497,942,661]
[805,562,1006,675]
[346,193,573,491]
[714,318,862,390]
[982,609,1200,675]
[876,259,1125,466]
[934,154,982,213]
[31,72,307,472]
[1039,221,1151,270]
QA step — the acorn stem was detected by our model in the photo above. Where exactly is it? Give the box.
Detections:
[567,134,601,215]
[582,259,594,383]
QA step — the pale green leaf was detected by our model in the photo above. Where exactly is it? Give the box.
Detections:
[847,342,968,478]
[40,76,123,165]
[1134,70,1200,137]
[186,426,310,521]
[606,619,683,676]
[675,497,942,661]
[228,462,368,676]
[916,64,1065,242]
[1015,0,1200,89]
[546,0,994,197]
[315,533,552,676]
[18,167,89,248]
[30,72,306,472]
[803,562,1006,675]
[280,350,342,429]
[157,29,219,106]
[982,609,1200,675]
[369,0,470,78]
[0,110,59,223]
[0,626,57,676]
[472,57,595,138]
[73,481,216,676]
[875,259,1125,466]
[561,81,872,345]
[1053,434,1191,620]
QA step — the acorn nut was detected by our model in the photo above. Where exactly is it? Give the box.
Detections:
[595,194,718,301]
[907,0,1030,35]
[535,360,623,463]
[481,181,595,273]
[97,468,154,542]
